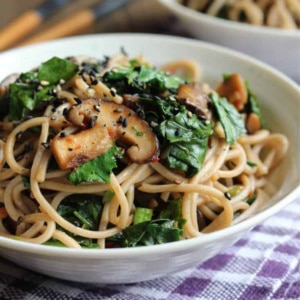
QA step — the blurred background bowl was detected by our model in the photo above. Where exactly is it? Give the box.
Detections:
[156,0,300,83]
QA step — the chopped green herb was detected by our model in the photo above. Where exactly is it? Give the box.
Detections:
[228,185,243,198]
[104,63,184,95]
[245,81,264,128]
[68,144,122,185]
[7,57,77,121]
[21,175,30,189]
[37,57,78,84]
[103,189,115,203]
[132,126,144,136]
[133,207,153,224]
[210,93,246,145]
[109,219,183,247]
[158,108,213,177]
[246,194,256,205]
[247,160,257,167]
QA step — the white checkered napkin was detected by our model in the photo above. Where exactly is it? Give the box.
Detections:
[0,196,300,300]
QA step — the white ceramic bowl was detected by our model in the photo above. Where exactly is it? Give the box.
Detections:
[156,0,300,83]
[0,34,299,284]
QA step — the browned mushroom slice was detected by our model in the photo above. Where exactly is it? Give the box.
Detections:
[177,82,211,119]
[51,98,159,169]
[216,73,248,111]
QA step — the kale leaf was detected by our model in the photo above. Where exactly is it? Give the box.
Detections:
[68,144,122,185]
[103,63,184,94]
[8,57,77,120]
[210,93,246,145]
[53,193,103,248]
[245,81,264,128]
[37,57,78,84]
[109,198,185,247]
[109,219,183,247]
[155,102,213,177]
[137,95,213,177]
[57,194,103,230]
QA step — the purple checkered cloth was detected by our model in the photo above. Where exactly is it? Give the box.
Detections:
[0,195,300,300]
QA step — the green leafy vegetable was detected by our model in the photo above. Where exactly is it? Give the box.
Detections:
[57,194,103,230]
[210,93,246,145]
[159,108,213,177]
[104,62,184,94]
[103,189,115,203]
[159,198,186,229]
[247,160,257,167]
[21,175,30,189]
[109,198,185,247]
[37,57,78,84]
[54,193,104,248]
[245,81,264,128]
[246,194,256,205]
[109,219,183,247]
[7,57,77,120]
[68,144,122,185]
[133,207,153,225]
[137,95,213,177]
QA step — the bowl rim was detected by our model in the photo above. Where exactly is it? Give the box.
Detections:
[157,0,300,37]
[0,33,299,259]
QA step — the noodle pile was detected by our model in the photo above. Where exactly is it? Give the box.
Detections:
[179,0,300,29]
[0,53,288,248]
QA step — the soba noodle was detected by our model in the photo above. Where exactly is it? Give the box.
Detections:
[0,52,288,248]
[179,0,300,29]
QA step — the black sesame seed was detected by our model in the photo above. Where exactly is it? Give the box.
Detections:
[89,70,97,77]
[110,89,116,97]
[41,142,50,149]
[93,105,100,112]
[74,97,83,104]
[63,108,68,116]
[91,79,98,85]
[16,131,23,139]
[224,192,232,200]
[60,132,66,137]
[89,115,98,128]
[198,113,207,122]
[117,116,124,124]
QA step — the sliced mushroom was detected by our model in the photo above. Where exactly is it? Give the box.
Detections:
[216,73,248,111]
[177,82,211,120]
[50,98,159,169]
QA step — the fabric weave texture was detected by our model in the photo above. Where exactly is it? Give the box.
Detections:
[0,196,299,300]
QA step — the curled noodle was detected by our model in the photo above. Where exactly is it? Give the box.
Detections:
[0,53,288,248]
[179,0,300,29]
